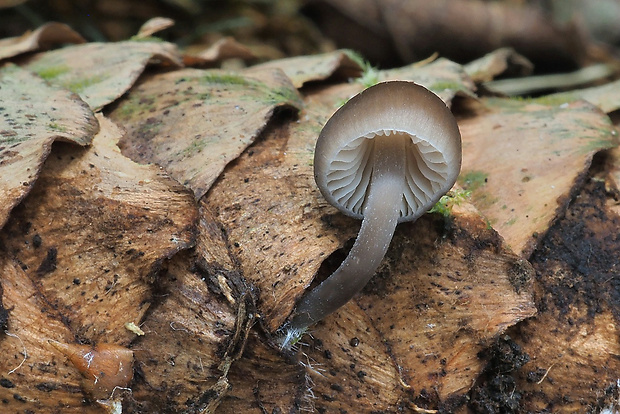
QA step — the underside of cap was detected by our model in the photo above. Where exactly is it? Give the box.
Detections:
[326,130,450,220]
[314,81,462,222]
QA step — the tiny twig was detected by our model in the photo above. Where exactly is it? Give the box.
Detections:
[537,363,555,385]
[5,331,27,374]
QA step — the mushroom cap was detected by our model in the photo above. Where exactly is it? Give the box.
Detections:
[314,81,462,223]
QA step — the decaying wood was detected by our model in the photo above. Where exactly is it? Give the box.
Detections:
[126,251,240,413]
[214,199,536,412]
[515,169,620,412]
[202,74,535,410]
[0,114,196,344]
[0,24,619,412]
[0,258,99,413]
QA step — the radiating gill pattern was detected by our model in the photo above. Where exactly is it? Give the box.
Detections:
[327,135,373,214]
[404,138,448,216]
[326,130,448,217]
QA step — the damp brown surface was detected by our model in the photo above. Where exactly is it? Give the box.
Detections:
[461,155,620,414]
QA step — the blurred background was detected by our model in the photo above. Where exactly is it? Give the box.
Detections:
[2,0,620,74]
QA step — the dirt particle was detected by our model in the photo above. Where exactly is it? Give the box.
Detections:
[506,259,534,294]
[0,300,8,331]
[469,335,529,413]
[13,393,26,402]
[0,378,15,388]
[35,382,58,392]
[36,247,57,276]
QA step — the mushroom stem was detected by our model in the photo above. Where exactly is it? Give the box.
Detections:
[286,134,407,333]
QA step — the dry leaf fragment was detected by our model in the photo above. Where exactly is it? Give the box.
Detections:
[250,49,363,88]
[0,22,85,61]
[379,57,477,103]
[111,66,303,199]
[199,36,255,61]
[464,47,533,83]
[539,77,620,114]
[458,98,617,257]
[24,40,183,111]
[124,322,144,336]
[0,259,99,413]
[0,63,98,230]
[135,17,174,39]
[0,114,197,345]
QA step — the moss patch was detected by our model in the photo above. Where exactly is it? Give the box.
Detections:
[458,170,488,191]
[35,65,71,81]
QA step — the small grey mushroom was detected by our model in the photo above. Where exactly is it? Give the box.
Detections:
[279,81,462,348]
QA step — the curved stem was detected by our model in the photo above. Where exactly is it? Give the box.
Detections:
[285,135,407,333]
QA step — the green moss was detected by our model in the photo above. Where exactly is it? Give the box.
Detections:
[484,218,494,230]
[116,98,150,119]
[136,118,162,139]
[429,81,465,92]
[357,67,380,88]
[505,93,577,108]
[429,189,471,217]
[505,217,517,226]
[342,49,366,69]
[335,98,349,108]
[0,131,25,145]
[47,122,67,133]
[266,86,301,106]
[201,73,251,86]
[128,35,164,43]
[473,192,499,209]
[200,72,301,106]
[63,74,106,94]
[342,50,379,88]
[35,65,71,81]
[458,170,488,191]
[531,93,576,107]
[178,137,209,157]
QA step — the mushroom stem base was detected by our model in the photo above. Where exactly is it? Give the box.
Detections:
[280,135,407,341]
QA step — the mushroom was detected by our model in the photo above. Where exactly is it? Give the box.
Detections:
[279,81,462,346]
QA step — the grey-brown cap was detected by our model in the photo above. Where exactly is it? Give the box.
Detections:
[314,81,462,222]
